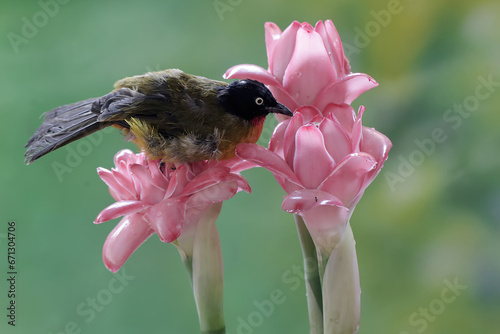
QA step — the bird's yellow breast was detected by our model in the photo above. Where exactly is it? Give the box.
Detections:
[124,116,266,164]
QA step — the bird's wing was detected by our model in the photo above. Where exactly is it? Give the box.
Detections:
[113,69,186,96]
[24,97,109,164]
[94,87,184,138]
[103,70,229,138]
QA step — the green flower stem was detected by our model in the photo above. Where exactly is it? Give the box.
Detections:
[294,214,323,334]
[175,203,225,334]
[192,203,226,334]
[322,223,360,334]
[181,256,193,285]
[200,330,226,334]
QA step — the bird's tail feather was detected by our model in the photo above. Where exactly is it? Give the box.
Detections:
[24,98,108,164]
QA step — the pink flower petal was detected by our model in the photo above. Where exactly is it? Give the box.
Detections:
[319,153,377,207]
[97,167,133,201]
[129,164,166,205]
[284,189,349,255]
[180,167,230,197]
[282,189,344,213]
[302,204,349,233]
[267,21,301,82]
[323,104,356,134]
[301,21,314,30]
[314,20,341,78]
[296,105,323,123]
[181,203,214,232]
[164,164,190,198]
[293,125,336,189]
[209,156,257,174]
[188,178,240,207]
[146,198,185,243]
[319,116,352,164]
[147,158,170,189]
[360,127,393,166]
[113,149,139,167]
[187,161,207,178]
[268,118,290,155]
[112,168,138,199]
[264,22,282,62]
[351,106,365,153]
[94,200,148,223]
[219,173,252,194]
[163,162,178,180]
[235,176,252,193]
[102,213,154,273]
[223,64,281,86]
[108,188,123,203]
[282,28,337,106]
[283,112,304,166]
[236,143,303,192]
[360,127,392,184]
[313,73,378,111]
[321,20,350,75]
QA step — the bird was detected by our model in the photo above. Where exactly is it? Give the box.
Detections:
[24,69,292,165]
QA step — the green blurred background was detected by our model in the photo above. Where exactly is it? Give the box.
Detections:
[1,0,499,333]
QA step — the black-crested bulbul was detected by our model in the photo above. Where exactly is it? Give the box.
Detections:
[25,69,292,164]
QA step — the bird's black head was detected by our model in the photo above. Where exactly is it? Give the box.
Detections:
[217,79,292,122]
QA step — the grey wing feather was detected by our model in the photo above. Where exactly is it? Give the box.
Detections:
[24,98,105,164]
[24,88,144,164]
[25,85,181,164]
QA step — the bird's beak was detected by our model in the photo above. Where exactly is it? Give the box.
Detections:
[268,102,293,117]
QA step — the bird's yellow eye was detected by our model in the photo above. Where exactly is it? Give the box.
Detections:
[255,97,264,105]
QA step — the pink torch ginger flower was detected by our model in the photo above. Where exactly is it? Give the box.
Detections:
[224,20,378,118]
[94,149,250,272]
[236,104,391,256]
[224,19,391,333]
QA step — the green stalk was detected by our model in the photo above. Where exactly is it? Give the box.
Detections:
[322,223,360,334]
[294,214,323,334]
[192,203,226,334]
[175,203,225,334]
[181,256,193,286]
